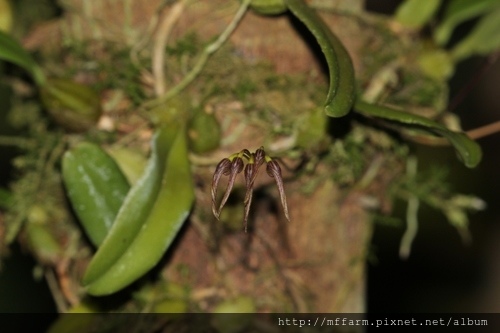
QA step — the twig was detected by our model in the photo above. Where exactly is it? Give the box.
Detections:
[56,259,79,307]
[465,120,500,141]
[45,269,68,313]
[142,0,252,111]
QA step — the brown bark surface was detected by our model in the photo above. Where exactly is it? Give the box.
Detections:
[23,0,386,312]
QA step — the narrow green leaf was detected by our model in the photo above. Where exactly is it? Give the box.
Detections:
[434,0,500,45]
[395,0,442,29]
[285,0,355,117]
[451,7,500,61]
[0,31,45,85]
[354,100,482,168]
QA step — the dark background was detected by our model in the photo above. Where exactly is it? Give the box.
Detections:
[366,0,500,313]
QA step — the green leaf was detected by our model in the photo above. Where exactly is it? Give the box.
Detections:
[83,125,195,295]
[354,100,482,168]
[62,143,131,247]
[395,0,442,29]
[106,147,148,185]
[249,0,287,15]
[0,30,45,85]
[285,0,355,117]
[434,0,500,45]
[451,7,500,61]
[0,0,13,33]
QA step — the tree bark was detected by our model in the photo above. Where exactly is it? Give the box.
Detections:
[21,0,397,313]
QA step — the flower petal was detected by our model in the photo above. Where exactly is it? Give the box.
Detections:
[266,159,290,221]
[211,158,232,219]
[215,157,244,219]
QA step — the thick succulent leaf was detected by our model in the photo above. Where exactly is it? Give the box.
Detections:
[0,30,45,85]
[285,0,355,117]
[354,101,482,168]
[395,0,442,29]
[83,129,175,285]
[62,143,130,247]
[434,0,500,45]
[83,125,194,295]
[451,7,500,61]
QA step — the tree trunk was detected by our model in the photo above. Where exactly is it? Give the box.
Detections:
[18,0,404,313]
[156,2,375,312]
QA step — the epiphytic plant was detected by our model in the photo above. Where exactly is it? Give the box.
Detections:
[211,147,290,232]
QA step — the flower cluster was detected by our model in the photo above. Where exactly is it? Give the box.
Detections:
[211,147,290,232]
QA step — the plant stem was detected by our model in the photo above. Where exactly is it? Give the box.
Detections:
[407,120,500,146]
[399,156,419,260]
[152,0,188,96]
[142,0,252,112]
[0,136,36,149]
